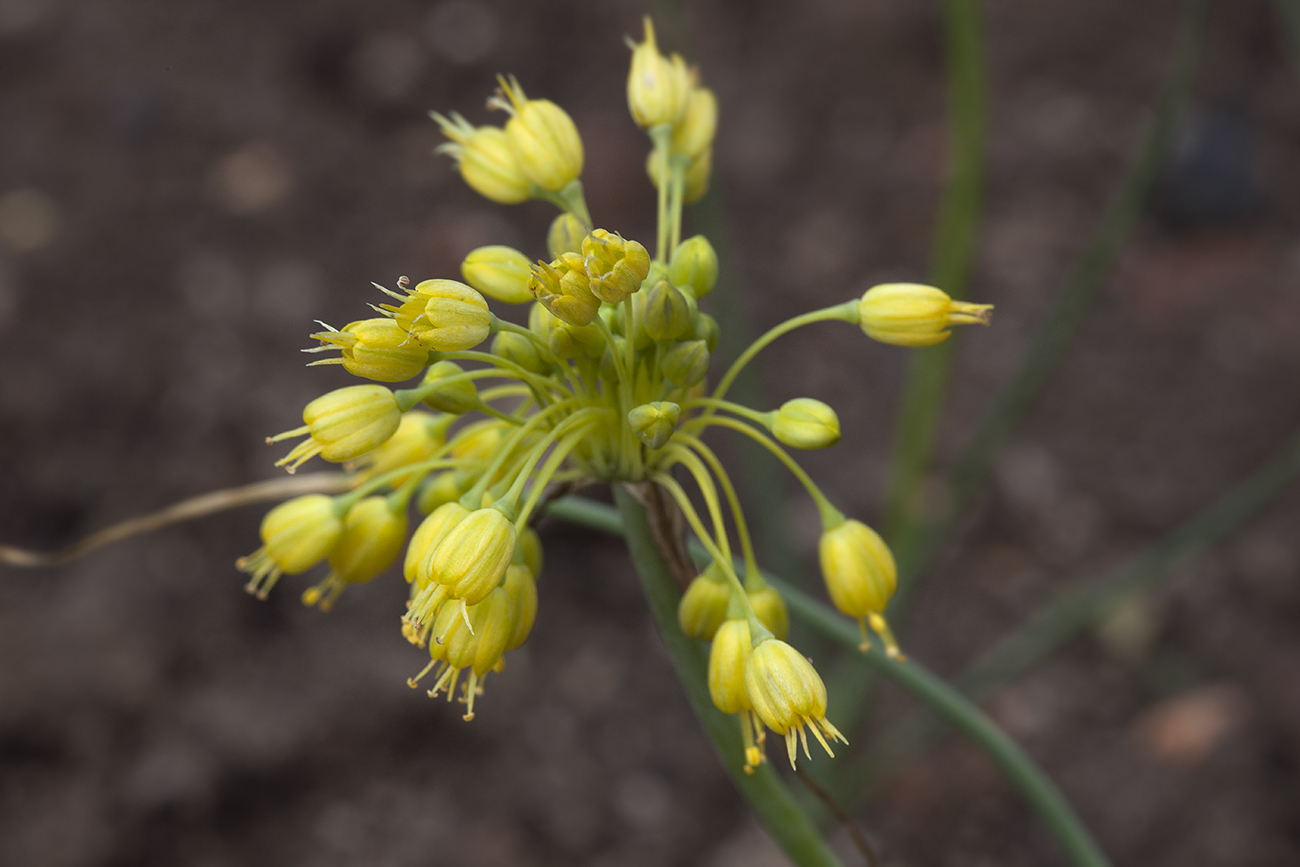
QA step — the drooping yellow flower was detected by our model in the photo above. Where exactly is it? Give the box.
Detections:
[818,517,902,657]
[303,496,408,611]
[432,112,532,204]
[744,637,847,768]
[309,318,431,383]
[269,385,402,473]
[236,494,344,599]
[492,76,584,193]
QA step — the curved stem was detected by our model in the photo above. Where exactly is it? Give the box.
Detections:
[710,303,859,405]
[653,475,767,641]
[674,433,762,583]
[661,445,733,563]
[691,415,842,528]
[680,396,771,428]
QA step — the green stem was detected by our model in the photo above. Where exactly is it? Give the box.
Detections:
[691,415,842,528]
[612,486,844,867]
[1278,0,1300,84]
[711,303,859,405]
[881,0,987,545]
[651,124,673,262]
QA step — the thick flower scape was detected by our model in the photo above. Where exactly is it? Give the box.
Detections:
[238,17,992,767]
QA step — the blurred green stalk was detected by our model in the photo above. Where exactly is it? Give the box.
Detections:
[882,0,987,546]
[1276,0,1300,82]
[892,0,1208,600]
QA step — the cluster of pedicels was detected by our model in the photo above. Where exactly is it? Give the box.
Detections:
[236,19,992,764]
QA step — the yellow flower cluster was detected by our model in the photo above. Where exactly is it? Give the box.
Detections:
[236,18,992,765]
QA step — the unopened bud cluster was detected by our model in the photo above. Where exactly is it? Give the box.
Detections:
[236,19,992,768]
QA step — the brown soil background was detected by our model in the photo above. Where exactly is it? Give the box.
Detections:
[2,0,1300,864]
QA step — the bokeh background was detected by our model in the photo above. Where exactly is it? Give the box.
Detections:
[3,0,1300,864]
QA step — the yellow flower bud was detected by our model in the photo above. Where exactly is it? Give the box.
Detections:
[671,86,717,159]
[422,279,493,350]
[528,256,600,327]
[420,360,479,414]
[492,76,583,192]
[744,637,847,768]
[432,112,531,204]
[426,507,516,603]
[309,318,430,383]
[271,385,402,473]
[432,585,515,719]
[237,494,344,599]
[818,518,901,657]
[628,401,681,450]
[857,283,993,348]
[626,17,689,129]
[447,586,514,675]
[769,398,841,450]
[461,245,534,304]
[379,279,490,351]
[708,618,753,715]
[302,496,408,611]
[547,212,587,259]
[404,501,470,585]
[350,411,453,487]
[405,505,516,641]
[679,561,730,640]
[748,585,789,641]
[668,235,719,299]
[502,562,537,650]
[582,229,651,304]
[642,278,694,341]
[660,338,710,388]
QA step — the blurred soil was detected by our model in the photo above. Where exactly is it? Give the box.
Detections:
[2,0,1300,865]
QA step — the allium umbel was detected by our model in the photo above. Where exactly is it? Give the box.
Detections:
[228,17,992,772]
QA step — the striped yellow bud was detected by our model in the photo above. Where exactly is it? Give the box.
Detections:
[708,618,753,715]
[494,76,583,192]
[461,245,534,304]
[420,360,478,415]
[857,283,993,348]
[818,518,901,657]
[237,494,344,599]
[309,318,429,383]
[271,385,402,473]
[745,637,847,768]
[432,112,531,204]
[678,562,730,640]
[769,398,840,450]
[627,17,689,129]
